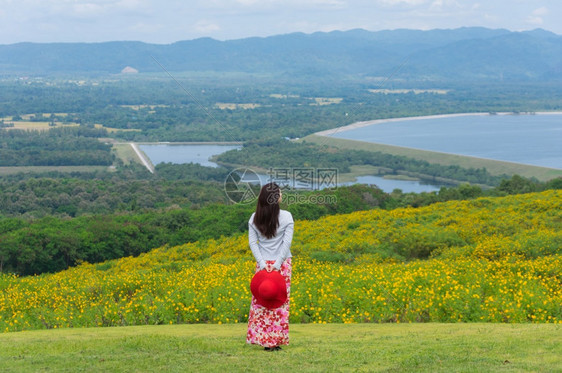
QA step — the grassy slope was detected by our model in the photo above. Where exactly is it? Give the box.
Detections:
[1,323,561,372]
[112,143,141,166]
[302,134,562,182]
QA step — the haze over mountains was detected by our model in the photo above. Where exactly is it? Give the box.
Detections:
[1,27,561,81]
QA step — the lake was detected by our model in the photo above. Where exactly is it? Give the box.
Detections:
[347,175,442,193]
[140,113,562,193]
[139,143,441,193]
[138,143,446,193]
[242,173,442,193]
[138,143,242,168]
[328,112,562,170]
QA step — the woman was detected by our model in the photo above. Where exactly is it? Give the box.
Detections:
[246,182,294,351]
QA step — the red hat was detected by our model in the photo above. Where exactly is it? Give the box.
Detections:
[250,270,287,309]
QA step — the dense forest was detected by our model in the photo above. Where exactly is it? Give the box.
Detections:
[0,163,231,218]
[0,127,113,166]
[216,138,509,186]
[0,184,390,275]
[1,170,560,276]
[2,79,562,142]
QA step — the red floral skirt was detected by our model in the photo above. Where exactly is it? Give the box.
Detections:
[246,258,292,348]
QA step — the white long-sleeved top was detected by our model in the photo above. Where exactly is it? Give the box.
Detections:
[248,210,294,270]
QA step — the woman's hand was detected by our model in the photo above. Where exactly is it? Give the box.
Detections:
[265,263,279,272]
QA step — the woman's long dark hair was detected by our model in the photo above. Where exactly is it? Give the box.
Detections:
[253,182,281,239]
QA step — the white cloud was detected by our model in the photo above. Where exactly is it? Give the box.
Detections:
[483,13,498,22]
[531,6,548,16]
[233,0,346,5]
[526,16,543,26]
[430,0,443,8]
[130,22,163,33]
[72,3,105,16]
[378,0,429,6]
[235,0,261,5]
[116,0,144,9]
[36,0,150,18]
[193,20,221,33]
[526,6,548,26]
[309,0,347,6]
[1,0,562,44]
[429,0,462,10]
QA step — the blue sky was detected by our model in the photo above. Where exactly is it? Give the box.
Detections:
[0,0,560,44]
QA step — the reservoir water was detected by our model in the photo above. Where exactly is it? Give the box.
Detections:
[328,113,562,170]
[238,171,442,193]
[139,143,241,168]
[347,175,441,193]
[139,114,562,193]
[139,143,445,193]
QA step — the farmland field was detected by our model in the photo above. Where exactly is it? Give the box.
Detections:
[1,121,79,131]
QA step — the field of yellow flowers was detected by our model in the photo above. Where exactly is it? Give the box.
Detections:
[1,190,561,332]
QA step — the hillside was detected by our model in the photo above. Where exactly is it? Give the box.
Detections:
[1,28,561,81]
[1,190,560,332]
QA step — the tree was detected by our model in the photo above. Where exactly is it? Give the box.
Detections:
[498,175,538,194]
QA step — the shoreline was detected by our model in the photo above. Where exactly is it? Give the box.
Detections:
[136,141,243,146]
[111,141,243,146]
[129,142,155,174]
[314,111,562,136]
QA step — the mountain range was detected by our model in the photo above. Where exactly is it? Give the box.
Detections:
[1,27,561,81]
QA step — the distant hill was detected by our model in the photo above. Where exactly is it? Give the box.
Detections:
[1,27,561,81]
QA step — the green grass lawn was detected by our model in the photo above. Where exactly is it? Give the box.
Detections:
[1,323,560,372]
[112,143,143,166]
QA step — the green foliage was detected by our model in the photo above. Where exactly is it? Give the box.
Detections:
[1,172,560,276]
[498,174,540,194]
[0,127,113,166]
[217,138,511,186]
[309,251,353,263]
[0,184,389,276]
[281,185,390,220]
[390,229,468,260]
[0,164,229,218]
[2,78,562,142]
[1,191,561,334]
